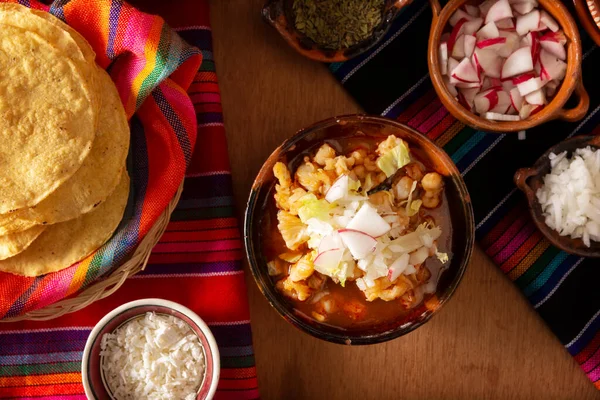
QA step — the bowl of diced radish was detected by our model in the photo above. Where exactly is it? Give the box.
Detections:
[428,0,590,133]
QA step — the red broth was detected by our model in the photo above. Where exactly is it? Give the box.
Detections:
[260,136,453,330]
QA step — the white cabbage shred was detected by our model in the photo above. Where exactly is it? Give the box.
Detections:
[536,147,600,247]
[100,312,205,400]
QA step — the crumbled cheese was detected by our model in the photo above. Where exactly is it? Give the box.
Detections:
[100,312,205,400]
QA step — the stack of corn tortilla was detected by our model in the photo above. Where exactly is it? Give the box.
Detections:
[0,4,130,277]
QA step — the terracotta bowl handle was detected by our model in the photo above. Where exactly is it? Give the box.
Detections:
[429,0,442,21]
[557,80,590,122]
[514,168,539,203]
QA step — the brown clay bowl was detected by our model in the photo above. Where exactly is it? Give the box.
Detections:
[573,0,600,47]
[428,0,590,133]
[514,135,600,257]
[244,114,475,345]
[262,0,412,62]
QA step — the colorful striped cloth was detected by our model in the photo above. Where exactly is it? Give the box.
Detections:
[330,0,600,389]
[0,0,259,398]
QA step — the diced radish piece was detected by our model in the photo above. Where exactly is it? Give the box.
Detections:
[516,10,540,36]
[450,9,474,26]
[448,57,460,78]
[473,48,503,78]
[529,31,541,62]
[496,18,516,31]
[482,77,492,90]
[339,230,377,259]
[439,42,448,75]
[490,90,511,113]
[451,35,466,58]
[318,231,344,254]
[540,10,559,32]
[464,35,476,57]
[388,253,410,282]
[506,105,517,115]
[545,80,559,96]
[474,88,499,114]
[465,4,480,17]
[510,87,524,111]
[525,88,546,105]
[484,112,520,121]
[497,32,520,57]
[539,49,567,81]
[479,0,496,17]
[314,248,344,271]
[501,46,534,78]
[513,1,538,15]
[502,79,516,91]
[463,18,484,35]
[448,19,468,51]
[346,203,391,237]
[455,81,482,88]
[534,59,542,75]
[325,175,349,203]
[517,77,546,96]
[490,77,503,86]
[477,21,500,40]
[485,0,513,24]
[533,21,547,32]
[512,72,536,85]
[441,32,451,42]
[540,32,566,60]
[519,103,543,119]
[460,87,479,109]
[444,76,458,97]
[451,58,479,83]
[476,36,507,50]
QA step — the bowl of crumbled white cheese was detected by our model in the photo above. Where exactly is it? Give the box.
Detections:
[82,299,220,400]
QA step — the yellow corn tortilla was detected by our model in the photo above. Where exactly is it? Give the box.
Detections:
[0,25,96,213]
[0,225,45,261]
[0,68,130,234]
[0,172,130,277]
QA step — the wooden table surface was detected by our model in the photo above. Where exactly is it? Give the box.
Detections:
[209,1,600,398]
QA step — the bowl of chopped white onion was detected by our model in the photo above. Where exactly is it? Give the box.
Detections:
[82,299,220,400]
[515,135,600,257]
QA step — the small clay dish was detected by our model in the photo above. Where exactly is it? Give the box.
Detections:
[262,0,412,62]
[573,0,600,48]
[428,0,590,133]
[514,135,600,257]
[244,114,475,345]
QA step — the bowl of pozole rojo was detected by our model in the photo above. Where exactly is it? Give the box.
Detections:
[244,115,475,345]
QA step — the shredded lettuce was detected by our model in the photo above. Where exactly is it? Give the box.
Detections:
[376,141,411,178]
[405,180,420,216]
[348,177,361,192]
[297,194,335,223]
[436,251,449,264]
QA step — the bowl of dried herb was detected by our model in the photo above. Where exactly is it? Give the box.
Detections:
[262,0,412,62]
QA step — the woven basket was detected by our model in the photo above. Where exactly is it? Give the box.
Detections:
[0,182,184,323]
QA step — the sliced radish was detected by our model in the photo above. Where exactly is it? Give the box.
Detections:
[517,77,546,96]
[325,175,349,203]
[451,35,466,59]
[485,0,513,24]
[484,112,520,121]
[346,203,391,237]
[338,229,376,259]
[496,18,516,31]
[519,103,543,119]
[479,0,496,17]
[490,90,511,113]
[540,32,566,60]
[529,31,541,62]
[512,72,536,85]
[502,79,516,91]
[506,104,518,115]
[463,18,484,35]
[314,248,344,271]
[510,87,524,111]
[540,30,567,45]
[497,32,520,57]
[444,76,458,97]
[545,80,559,96]
[451,58,479,83]
[464,35,477,57]
[447,57,460,78]
[318,231,344,254]
[513,1,537,15]
[501,46,534,78]
[476,36,507,50]
[448,19,468,51]
[525,88,546,105]
[460,87,479,109]
[540,10,559,32]
[455,81,483,88]
[477,21,500,40]
[439,42,448,75]
[473,47,503,78]
[474,88,499,114]
[539,49,567,81]
[450,9,473,26]
[388,253,410,282]
[465,4,480,17]
[533,21,547,32]
[516,10,540,36]
[482,77,492,90]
